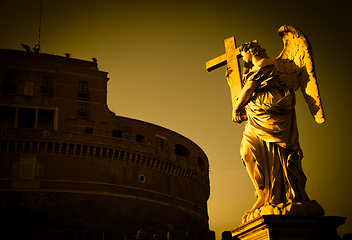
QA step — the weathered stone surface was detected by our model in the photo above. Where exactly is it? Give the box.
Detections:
[0,48,211,239]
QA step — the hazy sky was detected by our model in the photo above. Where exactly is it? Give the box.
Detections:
[1,0,351,237]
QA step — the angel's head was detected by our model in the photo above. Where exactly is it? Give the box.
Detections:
[239,40,268,62]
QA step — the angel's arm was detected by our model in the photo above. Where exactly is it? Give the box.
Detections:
[232,79,259,123]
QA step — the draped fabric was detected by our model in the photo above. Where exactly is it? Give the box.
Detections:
[240,64,309,206]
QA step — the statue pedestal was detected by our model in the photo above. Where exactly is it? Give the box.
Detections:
[231,215,346,240]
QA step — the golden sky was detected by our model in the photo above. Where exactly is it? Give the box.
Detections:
[1,0,351,238]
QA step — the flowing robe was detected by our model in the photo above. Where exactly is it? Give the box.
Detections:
[240,64,309,206]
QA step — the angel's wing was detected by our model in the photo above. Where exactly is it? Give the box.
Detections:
[273,25,325,124]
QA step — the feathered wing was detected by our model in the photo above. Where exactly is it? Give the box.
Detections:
[273,25,325,124]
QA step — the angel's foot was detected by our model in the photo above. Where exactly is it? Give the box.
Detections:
[249,190,265,212]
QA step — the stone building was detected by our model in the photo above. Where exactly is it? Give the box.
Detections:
[0,49,211,240]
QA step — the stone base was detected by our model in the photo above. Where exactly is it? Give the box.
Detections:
[231,215,346,240]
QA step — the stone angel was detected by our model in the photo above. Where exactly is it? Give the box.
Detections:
[226,25,326,222]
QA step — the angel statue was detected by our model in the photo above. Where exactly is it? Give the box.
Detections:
[206,25,325,223]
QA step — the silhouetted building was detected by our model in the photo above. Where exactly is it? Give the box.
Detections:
[0,49,211,240]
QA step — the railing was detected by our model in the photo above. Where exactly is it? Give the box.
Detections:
[40,87,54,96]
[77,91,90,100]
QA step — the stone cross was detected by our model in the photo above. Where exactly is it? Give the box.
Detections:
[206,37,243,111]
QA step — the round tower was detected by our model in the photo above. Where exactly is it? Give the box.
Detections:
[0,49,211,240]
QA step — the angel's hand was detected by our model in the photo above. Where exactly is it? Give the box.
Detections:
[232,109,243,123]
[225,67,233,87]
[243,61,253,74]
[225,67,233,78]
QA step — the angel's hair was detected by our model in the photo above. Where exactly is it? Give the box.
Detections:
[239,40,268,58]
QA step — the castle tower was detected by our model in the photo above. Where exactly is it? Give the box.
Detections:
[0,49,211,240]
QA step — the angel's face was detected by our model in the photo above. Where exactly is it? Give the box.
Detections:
[241,51,251,63]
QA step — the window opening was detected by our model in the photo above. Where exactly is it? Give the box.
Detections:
[0,106,16,127]
[136,134,144,143]
[78,104,89,117]
[47,142,53,153]
[17,141,23,152]
[113,130,122,138]
[197,157,205,169]
[139,175,146,183]
[75,145,81,155]
[18,108,36,128]
[78,81,89,99]
[41,77,53,96]
[1,139,7,151]
[85,127,94,134]
[2,73,16,93]
[37,109,54,130]
[175,144,190,158]
[157,137,164,149]
[61,143,67,154]
[54,142,60,153]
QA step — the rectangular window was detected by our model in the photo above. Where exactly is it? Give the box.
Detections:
[78,81,89,99]
[136,134,144,143]
[18,108,36,128]
[2,73,16,93]
[1,106,57,130]
[4,73,16,85]
[37,109,55,130]
[112,130,122,138]
[78,104,89,117]
[41,77,54,95]
[85,127,94,134]
[157,137,164,149]
[0,106,16,127]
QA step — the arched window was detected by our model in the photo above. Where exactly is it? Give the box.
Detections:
[82,145,88,156]
[17,140,23,152]
[68,144,74,155]
[125,152,130,161]
[120,151,125,160]
[197,157,205,169]
[24,141,31,152]
[32,141,38,152]
[39,142,46,153]
[102,148,107,158]
[54,142,60,153]
[75,145,81,155]
[9,140,15,151]
[89,146,94,156]
[141,156,146,166]
[153,158,160,170]
[131,153,136,163]
[47,142,53,153]
[95,147,101,157]
[1,139,7,151]
[61,143,67,154]
[175,144,190,158]
[108,149,113,158]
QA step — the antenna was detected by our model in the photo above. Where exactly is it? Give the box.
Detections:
[33,0,42,53]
